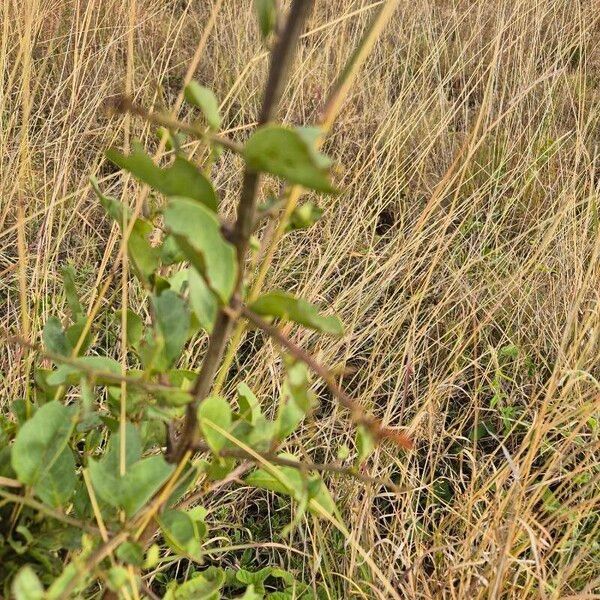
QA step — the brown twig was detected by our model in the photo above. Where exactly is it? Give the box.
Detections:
[106,95,243,154]
[239,306,413,450]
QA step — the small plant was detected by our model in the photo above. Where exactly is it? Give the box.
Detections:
[1,2,410,597]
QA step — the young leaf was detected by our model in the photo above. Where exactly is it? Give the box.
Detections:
[250,291,343,335]
[106,142,218,211]
[188,268,218,333]
[158,509,205,558]
[236,382,262,424]
[288,201,323,231]
[198,396,232,453]
[254,0,277,39]
[152,290,190,366]
[164,197,237,303]
[61,265,84,320]
[185,82,222,130]
[12,566,44,600]
[42,316,73,356]
[276,362,315,439]
[244,125,336,193]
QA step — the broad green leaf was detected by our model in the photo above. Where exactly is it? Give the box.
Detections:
[164,197,237,302]
[88,425,174,517]
[35,446,77,507]
[198,396,232,453]
[42,316,73,356]
[244,126,336,193]
[250,291,343,335]
[61,265,84,319]
[152,290,190,366]
[236,567,272,588]
[12,566,44,600]
[11,401,75,490]
[89,454,174,518]
[46,355,122,386]
[185,82,222,130]
[159,509,206,558]
[254,0,277,39]
[188,269,218,333]
[106,143,218,211]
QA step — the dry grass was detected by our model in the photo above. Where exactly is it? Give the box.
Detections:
[1,0,599,598]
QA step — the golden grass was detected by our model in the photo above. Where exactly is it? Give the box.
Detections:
[1,0,599,597]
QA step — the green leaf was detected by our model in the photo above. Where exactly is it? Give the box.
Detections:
[12,566,44,600]
[254,0,277,39]
[107,566,130,591]
[245,456,337,518]
[236,567,272,587]
[65,316,93,356]
[61,265,84,319]
[46,355,121,386]
[276,362,315,439]
[164,197,237,303]
[88,426,174,517]
[236,383,261,424]
[288,201,323,231]
[198,396,232,453]
[172,572,223,600]
[240,584,262,600]
[42,316,73,357]
[250,291,343,335]
[152,290,190,366]
[11,401,75,494]
[185,82,222,130]
[35,446,77,507]
[106,142,218,211]
[244,126,336,193]
[117,308,144,349]
[116,541,145,567]
[188,268,218,333]
[159,509,206,558]
[91,177,160,283]
[90,454,174,518]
